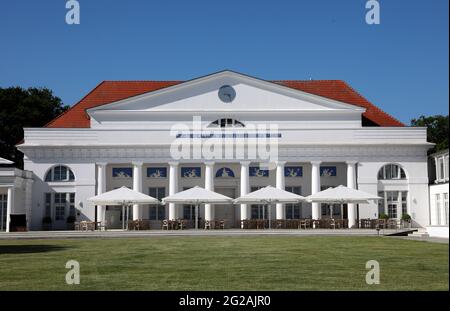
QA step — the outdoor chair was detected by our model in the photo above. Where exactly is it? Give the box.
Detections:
[178,219,187,230]
[275,219,284,229]
[299,219,311,229]
[162,219,169,230]
[98,220,107,231]
[330,219,336,229]
[204,220,211,230]
[74,221,80,231]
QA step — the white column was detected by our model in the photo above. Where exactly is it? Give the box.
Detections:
[168,162,179,220]
[24,179,33,231]
[276,161,286,220]
[132,161,143,220]
[240,161,251,227]
[96,163,107,224]
[347,161,357,228]
[6,187,14,233]
[311,161,321,220]
[204,162,215,221]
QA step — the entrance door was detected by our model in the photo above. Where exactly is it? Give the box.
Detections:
[214,188,236,228]
[0,194,6,231]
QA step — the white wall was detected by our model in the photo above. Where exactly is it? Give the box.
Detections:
[25,161,95,230]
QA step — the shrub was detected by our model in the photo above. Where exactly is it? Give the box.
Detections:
[66,216,76,223]
[379,213,389,220]
[401,213,411,221]
[42,216,52,224]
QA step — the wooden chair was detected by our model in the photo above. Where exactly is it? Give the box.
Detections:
[219,220,225,229]
[178,219,187,230]
[330,219,336,229]
[204,220,211,230]
[162,219,169,230]
[299,219,311,229]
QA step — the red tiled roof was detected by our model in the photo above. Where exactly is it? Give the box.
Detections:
[45,80,404,128]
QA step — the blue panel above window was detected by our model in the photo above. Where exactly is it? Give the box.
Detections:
[216,167,235,178]
[147,167,167,178]
[249,167,269,177]
[181,167,201,178]
[285,166,303,177]
[112,167,133,178]
[320,166,337,177]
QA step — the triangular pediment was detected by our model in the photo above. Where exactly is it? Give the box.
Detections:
[87,71,365,118]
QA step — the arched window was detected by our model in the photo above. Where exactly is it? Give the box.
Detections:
[45,165,75,182]
[378,164,406,180]
[216,167,235,178]
[208,118,245,128]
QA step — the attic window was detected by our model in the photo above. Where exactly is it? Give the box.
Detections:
[208,118,245,128]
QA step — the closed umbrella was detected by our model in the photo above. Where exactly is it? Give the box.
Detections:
[234,186,306,229]
[162,186,233,229]
[88,186,160,230]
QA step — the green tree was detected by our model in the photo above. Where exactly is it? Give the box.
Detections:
[411,115,449,154]
[0,87,68,168]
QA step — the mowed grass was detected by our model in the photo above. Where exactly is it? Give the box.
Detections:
[0,236,448,290]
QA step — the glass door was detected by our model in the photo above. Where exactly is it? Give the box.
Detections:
[0,194,7,231]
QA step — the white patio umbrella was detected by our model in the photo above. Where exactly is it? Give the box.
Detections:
[161,186,233,229]
[88,186,160,230]
[306,185,382,227]
[233,185,306,229]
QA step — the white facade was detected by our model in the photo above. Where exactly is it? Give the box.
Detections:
[427,149,449,238]
[13,71,432,231]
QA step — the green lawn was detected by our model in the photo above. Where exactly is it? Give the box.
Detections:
[0,236,448,290]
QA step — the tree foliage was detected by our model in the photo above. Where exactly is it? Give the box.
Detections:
[0,87,68,168]
[411,115,449,154]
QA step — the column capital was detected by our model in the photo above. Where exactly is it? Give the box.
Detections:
[240,161,251,167]
[168,161,179,167]
[204,161,215,167]
[310,161,322,165]
[345,161,358,165]
[96,162,108,167]
[132,161,144,167]
[275,161,286,167]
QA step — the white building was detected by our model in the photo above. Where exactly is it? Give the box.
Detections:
[2,71,433,231]
[427,149,449,238]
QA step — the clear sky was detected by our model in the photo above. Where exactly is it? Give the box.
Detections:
[0,0,448,124]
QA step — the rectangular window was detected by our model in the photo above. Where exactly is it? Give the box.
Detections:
[445,156,449,181]
[388,204,397,219]
[378,191,385,216]
[444,193,449,225]
[285,186,302,219]
[250,186,267,219]
[438,158,445,181]
[54,193,66,221]
[435,194,441,225]
[148,187,166,220]
[69,193,75,217]
[401,191,408,216]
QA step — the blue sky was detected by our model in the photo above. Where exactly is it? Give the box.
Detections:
[0,0,448,124]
